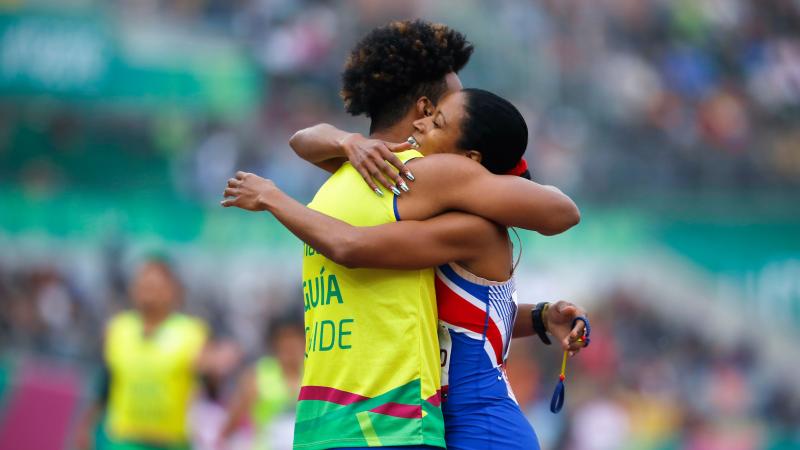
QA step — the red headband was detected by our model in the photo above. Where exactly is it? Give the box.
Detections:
[506,158,528,177]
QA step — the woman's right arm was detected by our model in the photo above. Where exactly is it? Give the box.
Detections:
[221,172,491,269]
[289,124,412,190]
[288,124,351,173]
[218,367,257,443]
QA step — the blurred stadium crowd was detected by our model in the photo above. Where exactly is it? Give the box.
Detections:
[1,0,799,202]
[0,0,799,449]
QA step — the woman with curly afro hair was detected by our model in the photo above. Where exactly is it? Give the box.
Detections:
[341,20,473,134]
[291,19,473,186]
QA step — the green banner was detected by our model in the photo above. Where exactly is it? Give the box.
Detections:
[0,10,261,116]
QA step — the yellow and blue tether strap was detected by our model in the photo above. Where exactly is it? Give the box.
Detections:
[550,316,591,413]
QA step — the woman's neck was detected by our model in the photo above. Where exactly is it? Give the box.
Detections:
[141,310,171,335]
[279,359,302,382]
[369,115,416,144]
[370,129,408,143]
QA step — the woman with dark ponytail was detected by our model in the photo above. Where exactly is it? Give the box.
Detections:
[404,88,532,178]
[224,87,588,449]
[454,88,531,177]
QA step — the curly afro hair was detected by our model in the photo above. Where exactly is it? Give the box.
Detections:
[341,20,474,133]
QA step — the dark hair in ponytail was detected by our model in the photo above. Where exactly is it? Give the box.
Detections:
[457,88,529,178]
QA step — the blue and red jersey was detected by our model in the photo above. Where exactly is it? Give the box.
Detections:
[435,263,539,450]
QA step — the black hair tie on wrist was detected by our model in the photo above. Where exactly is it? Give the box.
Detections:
[532,302,551,345]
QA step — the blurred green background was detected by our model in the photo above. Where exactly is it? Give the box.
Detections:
[0,1,799,449]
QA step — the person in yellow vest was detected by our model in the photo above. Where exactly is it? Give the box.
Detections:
[217,316,305,450]
[76,257,211,450]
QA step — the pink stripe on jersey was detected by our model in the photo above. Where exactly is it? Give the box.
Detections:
[370,402,422,419]
[298,385,368,405]
[425,390,442,407]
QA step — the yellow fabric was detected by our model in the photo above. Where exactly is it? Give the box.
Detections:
[104,311,208,445]
[297,149,442,448]
[253,357,293,426]
[252,356,295,450]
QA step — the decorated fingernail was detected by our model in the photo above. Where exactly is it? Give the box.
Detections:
[374,188,384,197]
[406,136,420,149]
[390,186,402,196]
[399,181,409,192]
[405,171,415,181]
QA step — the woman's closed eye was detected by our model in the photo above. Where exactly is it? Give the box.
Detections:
[434,111,447,129]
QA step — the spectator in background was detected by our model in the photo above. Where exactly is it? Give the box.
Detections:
[76,256,214,450]
[217,315,304,450]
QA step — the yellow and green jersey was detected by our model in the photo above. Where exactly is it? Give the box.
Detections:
[295,150,444,449]
[104,311,208,445]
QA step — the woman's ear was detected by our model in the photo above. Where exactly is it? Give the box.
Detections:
[416,97,435,118]
[465,150,482,164]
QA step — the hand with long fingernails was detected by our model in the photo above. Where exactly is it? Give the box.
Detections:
[338,133,415,196]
